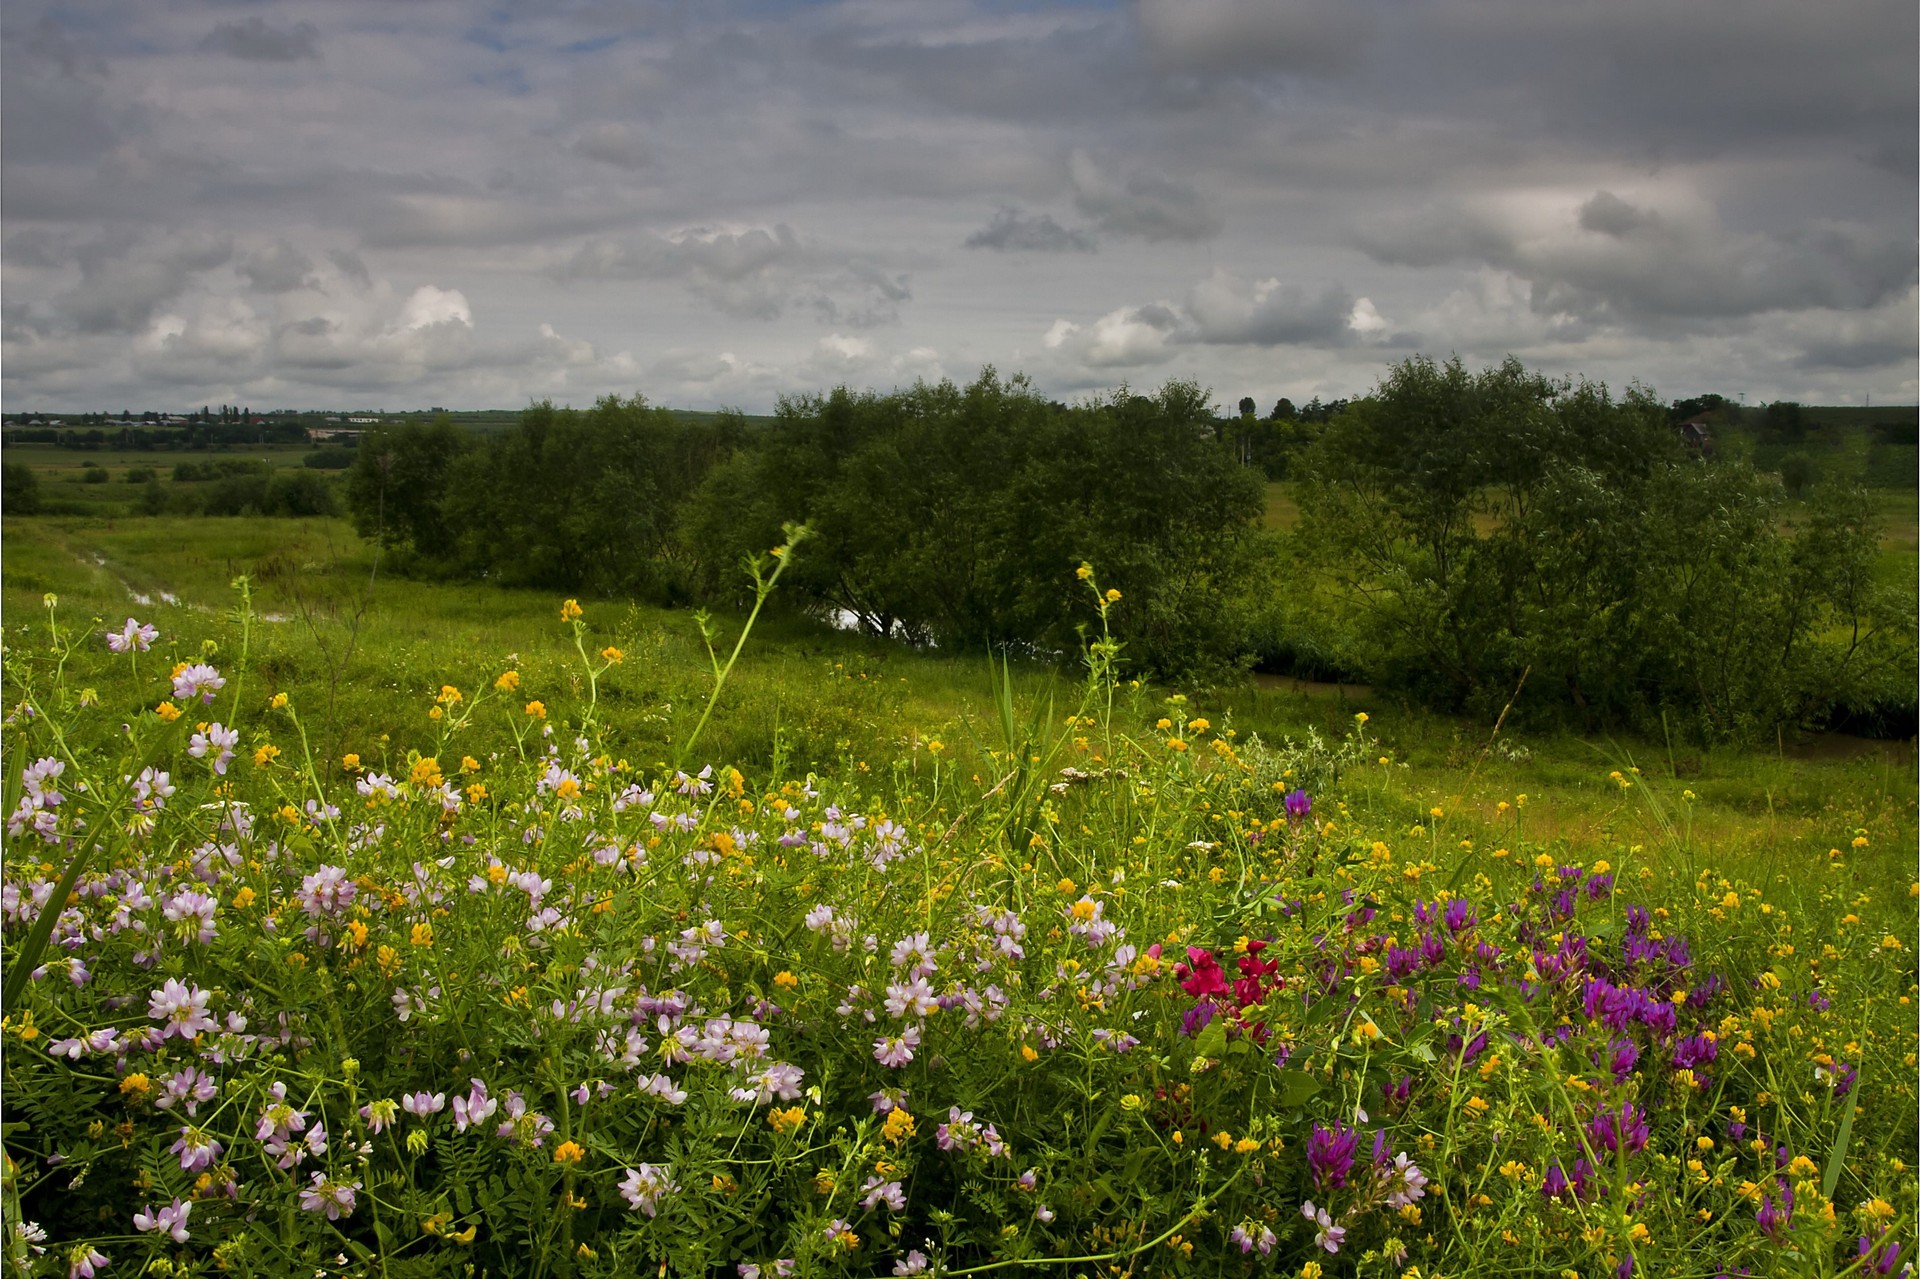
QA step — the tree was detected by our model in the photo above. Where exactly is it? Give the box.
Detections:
[345,417,466,558]
[1238,396,1257,419]
[3,463,42,515]
[1270,398,1296,421]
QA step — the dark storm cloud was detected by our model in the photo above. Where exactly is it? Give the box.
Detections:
[964,209,1096,254]
[201,17,320,62]
[0,0,1911,409]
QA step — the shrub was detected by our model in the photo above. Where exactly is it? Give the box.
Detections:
[3,461,42,514]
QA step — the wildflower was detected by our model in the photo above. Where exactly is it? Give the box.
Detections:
[601,646,624,664]
[132,1198,191,1243]
[1229,1222,1277,1255]
[496,670,520,691]
[67,1245,110,1279]
[553,1141,585,1165]
[769,1106,807,1135]
[148,979,215,1040]
[860,1176,907,1212]
[1307,1122,1358,1190]
[1301,1201,1346,1253]
[298,1171,359,1220]
[1104,588,1122,603]
[525,701,547,720]
[186,723,238,775]
[1285,789,1312,820]
[452,1079,498,1132]
[879,1107,918,1147]
[155,700,181,722]
[171,662,226,704]
[873,1025,921,1068]
[560,599,583,621]
[170,1125,223,1172]
[107,618,159,653]
[894,1252,930,1275]
[619,1163,677,1217]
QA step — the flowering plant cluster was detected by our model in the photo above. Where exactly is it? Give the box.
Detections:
[1,594,1913,1279]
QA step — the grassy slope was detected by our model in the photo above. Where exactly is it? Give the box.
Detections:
[4,513,1911,906]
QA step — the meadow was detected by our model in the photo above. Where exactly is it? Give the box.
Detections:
[2,509,1915,1278]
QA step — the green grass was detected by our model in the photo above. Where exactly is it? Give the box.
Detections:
[4,512,1912,901]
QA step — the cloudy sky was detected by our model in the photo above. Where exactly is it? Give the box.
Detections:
[4,0,1915,413]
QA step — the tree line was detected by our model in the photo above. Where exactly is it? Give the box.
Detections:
[342,359,1915,739]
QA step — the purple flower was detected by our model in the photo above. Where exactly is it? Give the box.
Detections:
[1859,1234,1904,1275]
[171,1126,222,1172]
[1542,1164,1570,1199]
[107,619,158,654]
[872,1024,920,1068]
[1670,1034,1718,1072]
[132,1199,191,1243]
[147,979,215,1040]
[187,722,238,775]
[1300,1200,1345,1253]
[1601,1038,1640,1082]
[1755,1180,1793,1242]
[1284,789,1312,819]
[171,662,225,703]
[68,1246,109,1279]
[297,1171,359,1220]
[619,1163,677,1216]
[1307,1122,1358,1190]
[1179,1000,1217,1038]
[1586,1102,1650,1156]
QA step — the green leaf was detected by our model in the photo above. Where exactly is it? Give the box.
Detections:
[1273,1068,1321,1108]
[1822,1084,1859,1202]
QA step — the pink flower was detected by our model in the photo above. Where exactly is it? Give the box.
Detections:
[147,979,215,1040]
[132,1198,191,1243]
[171,663,225,704]
[872,1024,921,1068]
[297,1171,359,1220]
[107,619,158,654]
[619,1163,677,1216]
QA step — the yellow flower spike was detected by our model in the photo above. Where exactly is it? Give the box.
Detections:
[342,753,362,773]
[495,670,520,692]
[1104,588,1122,603]
[410,922,434,948]
[155,701,182,722]
[524,701,547,720]
[552,1141,585,1165]
[600,646,624,664]
[559,599,583,622]
[1075,564,1093,580]
[437,685,463,706]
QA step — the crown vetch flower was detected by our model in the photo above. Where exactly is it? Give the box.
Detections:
[1308,1123,1359,1190]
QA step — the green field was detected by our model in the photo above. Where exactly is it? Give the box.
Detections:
[4,512,1912,889]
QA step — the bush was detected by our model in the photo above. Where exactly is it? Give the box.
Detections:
[124,466,157,484]
[3,461,42,514]
[81,465,109,484]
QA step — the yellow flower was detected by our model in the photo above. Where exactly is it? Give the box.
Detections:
[270,692,289,709]
[232,886,256,909]
[1186,718,1210,733]
[342,753,362,773]
[410,922,434,948]
[495,670,520,692]
[1056,877,1077,895]
[768,1106,807,1136]
[600,646,624,664]
[437,685,463,706]
[1075,564,1093,580]
[1104,588,1122,603]
[120,1072,152,1097]
[881,1108,916,1145]
[1167,738,1188,752]
[1354,712,1368,725]
[1788,1155,1818,1177]
[773,970,799,990]
[525,701,547,720]
[410,757,443,789]
[1234,1137,1260,1154]
[461,756,481,774]
[155,701,182,722]
[253,744,281,767]
[1021,1044,1039,1063]
[553,1141,585,1165]
[1301,1263,1323,1279]
[466,783,488,804]
[560,599,583,622]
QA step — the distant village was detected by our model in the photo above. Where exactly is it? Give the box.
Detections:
[0,404,505,450]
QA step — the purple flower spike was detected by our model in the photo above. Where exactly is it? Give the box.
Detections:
[1307,1122,1358,1190]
